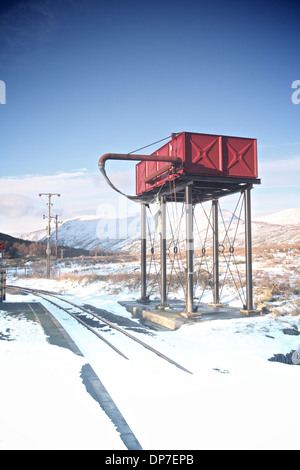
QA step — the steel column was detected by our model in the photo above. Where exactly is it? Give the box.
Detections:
[185,183,194,315]
[212,199,220,305]
[244,186,254,312]
[160,196,167,308]
[140,204,148,301]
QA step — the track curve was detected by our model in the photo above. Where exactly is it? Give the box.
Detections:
[7,285,193,374]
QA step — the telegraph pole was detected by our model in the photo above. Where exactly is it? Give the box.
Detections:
[39,193,60,278]
[54,214,63,259]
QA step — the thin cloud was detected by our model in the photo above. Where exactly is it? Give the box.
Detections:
[0,194,34,218]
[0,169,130,234]
[258,156,300,187]
[0,157,299,235]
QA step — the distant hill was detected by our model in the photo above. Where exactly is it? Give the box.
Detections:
[0,231,90,259]
[20,207,300,253]
[0,232,31,243]
[253,208,300,226]
[19,228,47,242]
[0,232,43,258]
[21,215,142,251]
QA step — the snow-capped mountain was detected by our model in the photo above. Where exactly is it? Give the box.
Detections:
[21,228,47,242]
[253,207,300,226]
[21,208,300,252]
[22,215,143,251]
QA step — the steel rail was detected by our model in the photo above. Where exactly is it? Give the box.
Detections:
[7,285,193,374]
[7,285,129,360]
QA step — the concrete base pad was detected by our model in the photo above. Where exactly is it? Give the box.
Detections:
[240,308,259,316]
[119,299,262,331]
[140,308,187,330]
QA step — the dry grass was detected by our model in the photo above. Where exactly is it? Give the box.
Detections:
[12,243,300,314]
[50,270,142,292]
[56,273,106,286]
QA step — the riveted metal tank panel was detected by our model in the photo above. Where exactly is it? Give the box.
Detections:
[135,132,258,196]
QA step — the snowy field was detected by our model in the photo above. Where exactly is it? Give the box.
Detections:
[1,251,300,450]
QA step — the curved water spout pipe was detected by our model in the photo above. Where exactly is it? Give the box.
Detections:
[99,153,182,169]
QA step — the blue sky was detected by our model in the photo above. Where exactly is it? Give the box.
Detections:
[0,0,299,234]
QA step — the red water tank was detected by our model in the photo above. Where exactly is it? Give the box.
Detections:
[136,132,257,196]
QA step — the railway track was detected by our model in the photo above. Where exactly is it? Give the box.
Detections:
[7,285,193,375]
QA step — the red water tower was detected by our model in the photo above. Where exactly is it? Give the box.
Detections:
[99,131,261,317]
[136,132,257,197]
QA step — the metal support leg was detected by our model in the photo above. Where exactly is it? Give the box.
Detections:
[185,183,194,316]
[140,204,148,302]
[209,199,226,308]
[243,186,255,313]
[212,199,220,305]
[159,196,167,308]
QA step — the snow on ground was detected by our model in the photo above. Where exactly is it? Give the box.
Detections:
[1,255,300,450]
[0,311,126,450]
